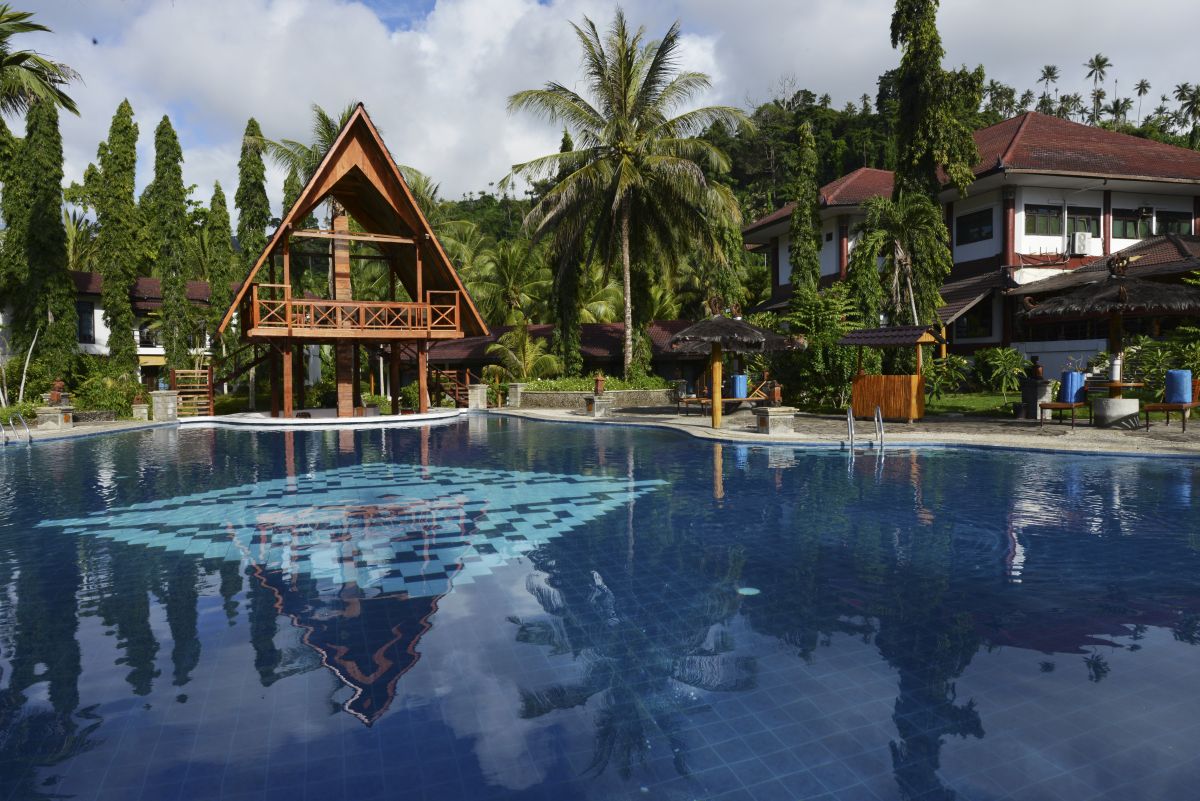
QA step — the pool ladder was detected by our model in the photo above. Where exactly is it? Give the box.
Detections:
[3,414,32,445]
[845,406,885,450]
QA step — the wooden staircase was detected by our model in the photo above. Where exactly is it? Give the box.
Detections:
[431,369,475,407]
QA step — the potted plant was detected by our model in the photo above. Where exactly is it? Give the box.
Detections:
[594,372,606,396]
[132,391,149,421]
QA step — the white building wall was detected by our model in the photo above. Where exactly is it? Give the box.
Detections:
[1014,339,1107,377]
[1109,191,1192,252]
[777,234,792,286]
[1016,186,1106,257]
[819,220,839,277]
[951,189,1002,263]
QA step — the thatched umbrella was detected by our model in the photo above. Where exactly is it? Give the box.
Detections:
[1024,254,1200,396]
[670,316,804,428]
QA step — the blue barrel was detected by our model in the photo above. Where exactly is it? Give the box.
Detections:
[1166,369,1193,403]
[1060,371,1085,403]
[731,374,748,398]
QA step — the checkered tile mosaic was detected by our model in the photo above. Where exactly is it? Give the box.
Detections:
[39,462,665,599]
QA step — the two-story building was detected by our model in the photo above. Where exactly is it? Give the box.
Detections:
[743,112,1200,370]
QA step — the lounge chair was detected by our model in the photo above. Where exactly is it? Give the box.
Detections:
[1040,374,1090,429]
[1143,379,1200,432]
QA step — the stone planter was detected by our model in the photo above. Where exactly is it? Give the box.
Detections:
[754,406,796,434]
[467,384,488,410]
[36,406,74,430]
[584,395,614,418]
[132,403,149,421]
[1092,397,1140,429]
[150,390,178,422]
[518,389,675,409]
[507,383,525,407]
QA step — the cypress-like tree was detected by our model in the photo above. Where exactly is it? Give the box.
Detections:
[787,122,822,290]
[890,0,982,198]
[94,100,140,374]
[235,118,269,271]
[21,99,77,373]
[549,129,583,376]
[204,182,237,349]
[143,115,192,370]
[0,116,29,312]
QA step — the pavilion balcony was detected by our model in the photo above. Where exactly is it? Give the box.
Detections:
[242,284,464,341]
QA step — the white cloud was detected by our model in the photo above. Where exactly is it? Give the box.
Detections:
[18,0,1200,223]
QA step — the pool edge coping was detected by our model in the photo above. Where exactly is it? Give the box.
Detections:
[487,409,1200,461]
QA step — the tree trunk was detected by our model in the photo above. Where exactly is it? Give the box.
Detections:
[621,203,633,380]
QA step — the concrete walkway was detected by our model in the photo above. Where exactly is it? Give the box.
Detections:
[0,419,170,446]
[495,406,1200,457]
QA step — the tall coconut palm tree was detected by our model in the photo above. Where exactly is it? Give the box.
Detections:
[0,5,78,115]
[1134,79,1151,124]
[1085,53,1111,124]
[505,10,749,377]
[1038,64,1059,98]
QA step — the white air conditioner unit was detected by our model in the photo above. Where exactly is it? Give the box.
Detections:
[1072,231,1092,256]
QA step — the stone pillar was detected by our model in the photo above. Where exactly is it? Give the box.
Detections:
[150,390,178,422]
[335,343,354,418]
[507,383,525,407]
[35,406,74,430]
[467,383,488,410]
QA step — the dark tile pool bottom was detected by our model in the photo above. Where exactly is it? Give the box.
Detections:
[1,418,1199,800]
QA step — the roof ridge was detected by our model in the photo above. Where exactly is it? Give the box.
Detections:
[998,112,1035,169]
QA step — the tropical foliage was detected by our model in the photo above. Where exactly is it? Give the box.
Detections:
[506,9,748,377]
[484,322,563,382]
[0,4,77,115]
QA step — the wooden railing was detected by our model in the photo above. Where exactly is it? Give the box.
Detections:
[247,284,460,336]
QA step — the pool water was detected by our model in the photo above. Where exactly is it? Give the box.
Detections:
[1,417,1198,801]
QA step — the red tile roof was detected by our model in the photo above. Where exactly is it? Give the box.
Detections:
[744,112,1200,233]
[820,167,895,207]
[72,271,213,308]
[974,112,1200,181]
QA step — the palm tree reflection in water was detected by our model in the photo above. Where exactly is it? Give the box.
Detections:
[511,546,755,779]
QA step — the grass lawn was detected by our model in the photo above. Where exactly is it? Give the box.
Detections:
[925,392,1014,417]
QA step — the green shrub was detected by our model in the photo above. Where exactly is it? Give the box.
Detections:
[972,347,1029,402]
[925,355,970,400]
[0,400,37,426]
[523,374,669,392]
[75,368,142,417]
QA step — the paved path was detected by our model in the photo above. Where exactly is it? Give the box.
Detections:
[1,419,169,446]
[496,406,1200,457]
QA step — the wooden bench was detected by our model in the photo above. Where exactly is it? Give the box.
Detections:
[677,379,772,416]
[1143,379,1200,432]
[1039,400,1091,429]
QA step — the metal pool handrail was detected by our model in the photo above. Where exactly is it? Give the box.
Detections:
[846,407,855,449]
[16,414,31,443]
[874,406,885,449]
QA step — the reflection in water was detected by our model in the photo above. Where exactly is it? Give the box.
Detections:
[0,423,1198,800]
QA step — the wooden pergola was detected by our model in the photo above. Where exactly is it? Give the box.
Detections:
[217,104,488,418]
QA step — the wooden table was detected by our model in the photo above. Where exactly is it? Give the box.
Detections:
[1096,381,1144,399]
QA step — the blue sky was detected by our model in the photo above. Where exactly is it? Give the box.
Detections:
[20,0,1200,220]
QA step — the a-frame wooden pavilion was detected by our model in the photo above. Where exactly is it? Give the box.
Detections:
[217,104,487,418]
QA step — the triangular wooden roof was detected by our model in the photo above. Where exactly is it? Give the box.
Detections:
[218,103,487,337]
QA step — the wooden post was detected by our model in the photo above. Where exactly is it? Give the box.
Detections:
[390,345,401,415]
[710,342,723,430]
[335,342,354,417]
[333,212,355,418]
[281,342,293,418]
[207,364,214,416]
[352,345,363,409]
[282,236,292,337]
[295,347,306,412]
[915,343,924,376]
[938,326,948,360]
[417,340,429,413]
[269,347,280,418]
[415,238,424,304]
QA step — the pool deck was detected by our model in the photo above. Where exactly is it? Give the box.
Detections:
[1,419,172,446]
[494,406,1200,457]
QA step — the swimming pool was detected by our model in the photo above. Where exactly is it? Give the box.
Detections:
[1,417,1198,801]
